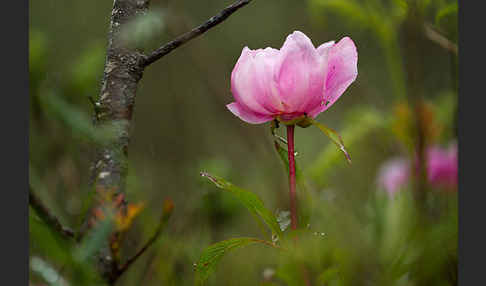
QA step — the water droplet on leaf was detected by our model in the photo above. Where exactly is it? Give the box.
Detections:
[276,210,291,231]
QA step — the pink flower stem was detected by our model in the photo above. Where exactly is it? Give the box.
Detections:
[287,125,298,230]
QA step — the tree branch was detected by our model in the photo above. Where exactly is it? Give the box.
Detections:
[115,199,174,281]
[142,0,252,67]
[87,0,150,282]
[29,186,75,240]
[86,0,253,283]
[424,23,458,55]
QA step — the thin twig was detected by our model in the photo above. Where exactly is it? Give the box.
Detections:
[142,0,252,67]
[424,23,458,55]
[116,199,174,278]
[29,186,75,240]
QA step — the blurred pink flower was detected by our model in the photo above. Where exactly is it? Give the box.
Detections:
[377,157,410,196]
[227,31,358,124]
[378,142,458,195]
[426,142,458,189]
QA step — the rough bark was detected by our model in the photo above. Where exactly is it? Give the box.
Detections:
[83,0,254,284]
[89,0,149,283]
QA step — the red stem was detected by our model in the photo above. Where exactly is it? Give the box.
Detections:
[287,125,298,230]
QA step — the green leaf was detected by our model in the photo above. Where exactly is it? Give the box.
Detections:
[307,117,352,164]
[194,237,278,285]
[200,172,282,238]
[308,109,384,185]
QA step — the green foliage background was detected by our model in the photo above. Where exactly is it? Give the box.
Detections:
[29,0,457,285]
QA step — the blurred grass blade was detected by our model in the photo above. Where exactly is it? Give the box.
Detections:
[200,172,282,238]
[308,118,351,164]
[74,210,114,262]
[311,0,369,28]
[273,140,308,193]
[121,9,165,47]
[308,109,383,184]
[40,91,117,143]
[273,140,313,228]
[29,30,47,77]
[435,2,458,27]
[70,43,105,95]
[274,141,295,174]
[30,256,70,286]
[195,237,279,285]
[271,120,314,224]
[318,267,341,284]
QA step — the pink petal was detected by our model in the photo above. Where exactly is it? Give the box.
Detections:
[226,102,274,124]
[316,40,335,56]
[426,143,458,188]
[276,31,325,113]
[231,47,275,115]
[301,40,336,115]
[308,37,358,118]
[247,47,285,113]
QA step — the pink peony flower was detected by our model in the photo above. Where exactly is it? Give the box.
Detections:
[378,157,411,196]
[226,31,358,124]
[426,142,458,189]
[378,142,458,196]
